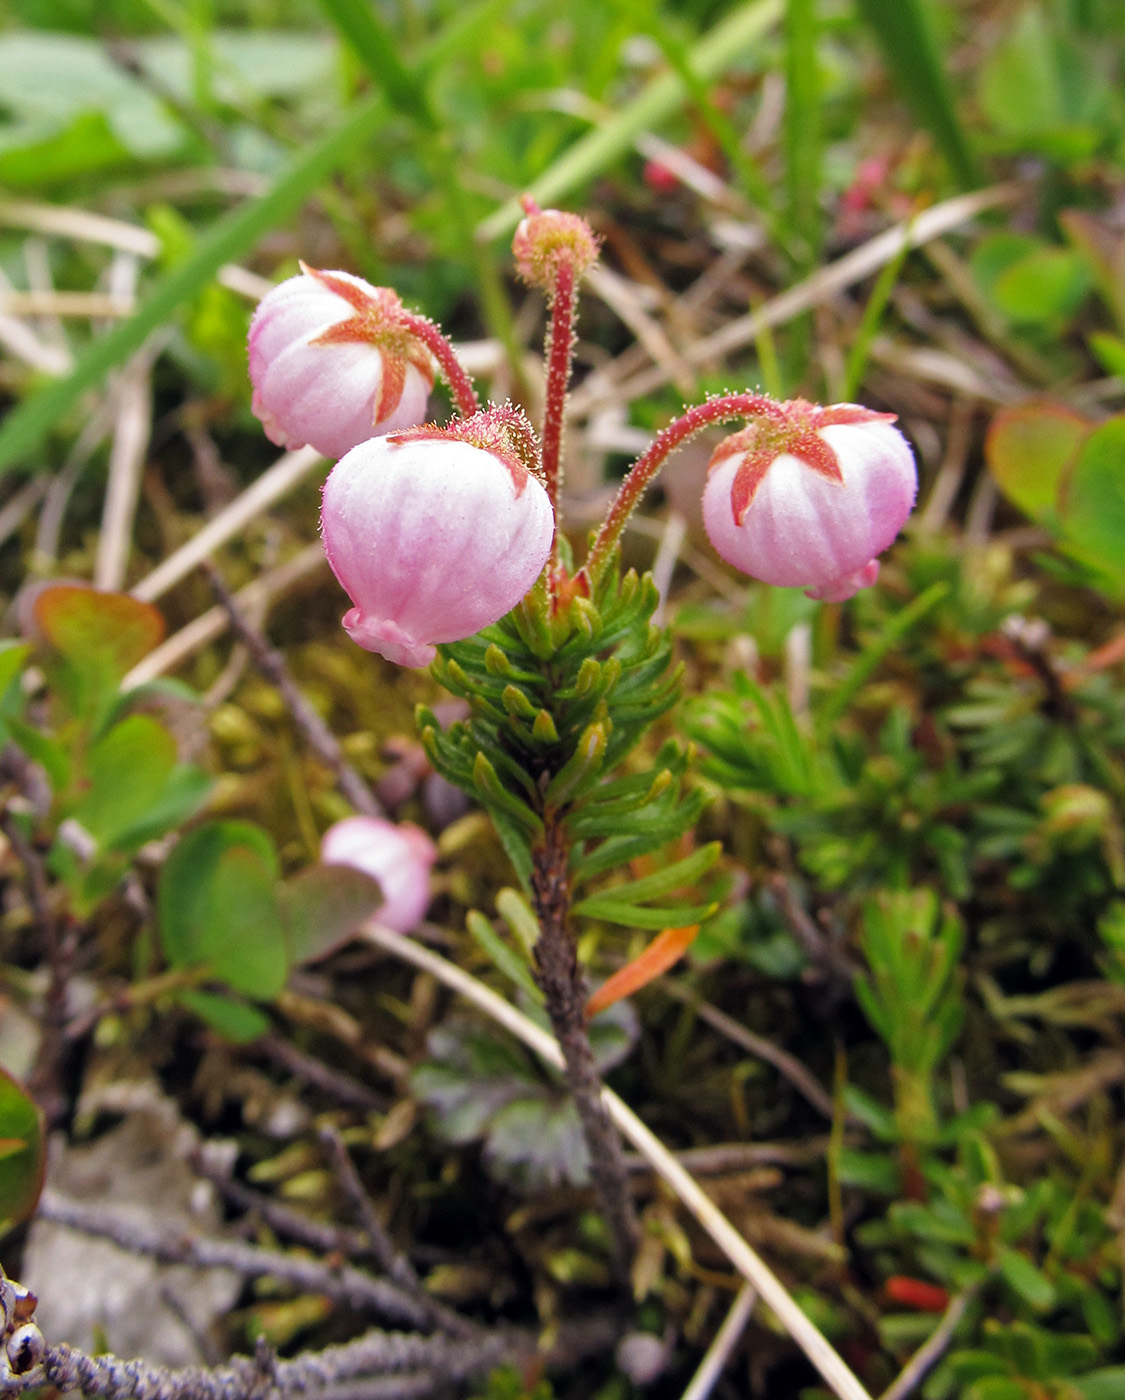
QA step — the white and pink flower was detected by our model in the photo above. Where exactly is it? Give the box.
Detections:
[320,406,555,669]
[321,817,437,934]
[701,401,917,601]
[248,265,434,460]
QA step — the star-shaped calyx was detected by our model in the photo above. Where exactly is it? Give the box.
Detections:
[302,263,436,425]
[709,398,898,525]
[387,404,545,497]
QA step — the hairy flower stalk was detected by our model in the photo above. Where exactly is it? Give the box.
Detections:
[514,199,600,584]
[582,393,784,592]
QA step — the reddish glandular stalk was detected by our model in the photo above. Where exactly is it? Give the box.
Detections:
[580,392,786,592]
[396,310,481,419]
[540,256,576,581]
[512,196,600,601]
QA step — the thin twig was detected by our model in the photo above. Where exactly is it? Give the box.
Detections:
[661,981,841,1123]
[0,1328,509,1400]
[0,813,72,1129]
[316,1125,472,1338]
[203,565,380,816]
[131,446,323,604]
[361,921,874,1400]
[679,1284,757,1400]
[122,543,327,690]
[253,1032,387,1112]
[36,1192,437,1333]
[876,1287,978,1400]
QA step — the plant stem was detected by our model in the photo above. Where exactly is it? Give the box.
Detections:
[530,813,639,1282]
[397,312,480,418]
[541,259,577,580]
[581,391,783,590]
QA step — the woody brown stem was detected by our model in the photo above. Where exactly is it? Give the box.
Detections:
[531,814,639,1282]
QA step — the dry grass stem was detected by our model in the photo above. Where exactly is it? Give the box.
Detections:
[131,446,323,603]
[362,921,875,1400]
[678,1283,757,1400]
[570,183,1023,416]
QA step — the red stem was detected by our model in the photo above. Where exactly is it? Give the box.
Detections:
[581,391,785,590]
[398,312,480,419]
[541,260,576,580]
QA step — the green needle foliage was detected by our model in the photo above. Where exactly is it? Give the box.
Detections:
[419,562,706,914]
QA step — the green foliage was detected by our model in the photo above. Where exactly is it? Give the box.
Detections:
[157,820,381,1038]
[421,564,702,913]
[853,0,979,187]
[0,1068,45,1239]
[986,406,1125,597]
[854,891,964,1145]
[975,2,1123,161]
[7,586,212,915]
[469,1366,555,1400]
[412,1005,636,1190]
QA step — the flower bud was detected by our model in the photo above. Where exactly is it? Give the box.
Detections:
[701,400,917,600]
[321,816,437,934]
[248,265,434,460]
[320,405,555,668]
[512,200,600,292]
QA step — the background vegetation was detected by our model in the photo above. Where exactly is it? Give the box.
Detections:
[1,0,1125,1397]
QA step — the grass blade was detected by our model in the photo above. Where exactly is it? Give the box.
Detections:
[477,0,783,243]
[311,0,435,127]
[785,0,822,270]
[853,0,980,189]
[0,96,385,478]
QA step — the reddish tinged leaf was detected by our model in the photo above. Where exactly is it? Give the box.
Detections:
[884,1276,950,1312]
[0,1067,45,1237]
[985,401,1090,521]
[33,585,165,680]
[585,925,701,1018]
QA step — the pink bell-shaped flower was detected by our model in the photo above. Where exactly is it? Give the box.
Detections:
[702,400,917,601]
[321,816,437,934]
[321,405,555,668]
[248,265,434,460]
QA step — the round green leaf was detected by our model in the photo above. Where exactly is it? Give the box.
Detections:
[158,821,287,999]
[985,401,1089,521]
[1060,415,1125,586]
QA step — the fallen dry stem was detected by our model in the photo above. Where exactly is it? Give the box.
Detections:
[361,921,875,1400]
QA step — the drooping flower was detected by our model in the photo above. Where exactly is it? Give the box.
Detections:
[248,265,434,460]
[701,399,917,601]
[321,816,437,934]
[320,405,555,668]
